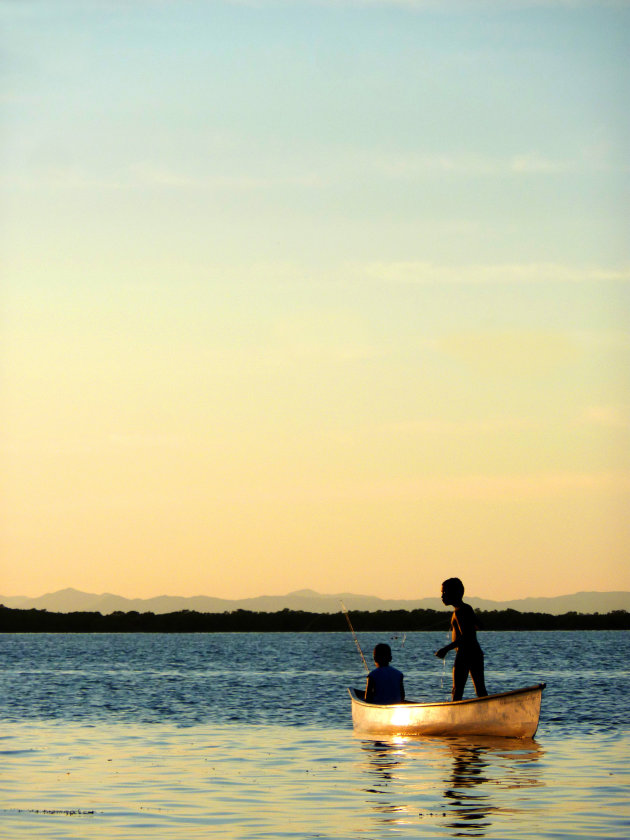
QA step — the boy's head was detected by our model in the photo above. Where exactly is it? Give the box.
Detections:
[441,577,465,605]
[373,643,393,666]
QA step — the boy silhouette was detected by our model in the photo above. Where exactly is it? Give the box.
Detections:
[435,577,488,701]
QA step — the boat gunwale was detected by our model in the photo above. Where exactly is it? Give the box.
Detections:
[348,682,546,710]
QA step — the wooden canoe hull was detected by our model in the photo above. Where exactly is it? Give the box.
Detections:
[349,683,545,739]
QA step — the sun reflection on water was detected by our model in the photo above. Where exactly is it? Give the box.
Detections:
[359,734,544,837]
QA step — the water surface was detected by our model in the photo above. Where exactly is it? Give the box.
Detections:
[1,631,628,838]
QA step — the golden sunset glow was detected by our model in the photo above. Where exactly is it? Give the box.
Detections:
[1,1,628,601]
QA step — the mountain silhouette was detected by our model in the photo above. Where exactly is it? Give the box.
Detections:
[2,588,629,615]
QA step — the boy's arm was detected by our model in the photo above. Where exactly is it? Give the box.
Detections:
[400,674,405,702]
[365,674,374,702]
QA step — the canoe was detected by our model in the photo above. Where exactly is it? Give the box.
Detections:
[348,683,545,739]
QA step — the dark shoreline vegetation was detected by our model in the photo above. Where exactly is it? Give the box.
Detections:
[1,604,629,633]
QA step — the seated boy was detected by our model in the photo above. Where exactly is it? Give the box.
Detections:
[365,643,405,704]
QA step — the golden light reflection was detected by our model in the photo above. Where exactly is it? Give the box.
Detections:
[358,736,544,837]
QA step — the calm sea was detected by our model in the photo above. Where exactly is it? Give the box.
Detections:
[1,630,628,839]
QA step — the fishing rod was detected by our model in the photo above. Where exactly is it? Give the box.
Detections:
[340,601,369,672]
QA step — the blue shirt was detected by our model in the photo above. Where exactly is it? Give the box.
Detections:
[366,665,404,704]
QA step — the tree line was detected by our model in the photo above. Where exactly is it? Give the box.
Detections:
[1,604,629,633]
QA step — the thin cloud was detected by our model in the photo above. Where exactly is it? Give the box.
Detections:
[330,470,630,503]
[225,1,628,8]
[349,261,630,286]
[509,154,575,174]
[359,147,626,181]
[377,416,543,436]
[578,405,630,429]
[437,329,582,377]
[2,162,323,193]
[183,469,630,504]
[131,163,322,191]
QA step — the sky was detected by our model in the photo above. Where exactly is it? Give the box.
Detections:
[1,0,629,602]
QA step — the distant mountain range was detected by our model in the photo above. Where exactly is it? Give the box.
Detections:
[1,587,629,616]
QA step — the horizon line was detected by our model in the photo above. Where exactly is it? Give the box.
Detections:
[2,587,627,601]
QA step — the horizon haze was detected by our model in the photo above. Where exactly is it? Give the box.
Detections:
[2,587,629,617]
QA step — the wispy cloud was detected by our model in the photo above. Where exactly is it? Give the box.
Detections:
[1,163,323,193]
[130,163,322,191]
[366,152,569,178]
[329,470,630,504]
[374,416,543,436]
[1,433,186,457]
[1,167,127,192]
[179,469,630,505]
[578,405,630,429]
[225,1,629,8]
[437,329,582,376]
[347,261,630,285]
[357,146,627,180]
[7,138,624,195]
[344,403,630,441]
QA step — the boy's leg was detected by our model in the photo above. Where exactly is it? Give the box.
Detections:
[452,653,469,701]
[469,651,488,697]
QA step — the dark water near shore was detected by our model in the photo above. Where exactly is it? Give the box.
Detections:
[1,631,629,838]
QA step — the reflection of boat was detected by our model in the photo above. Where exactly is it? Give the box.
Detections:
[348,683,545,738]
[357,731,543,836]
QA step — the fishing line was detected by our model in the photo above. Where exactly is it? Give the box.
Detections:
[441,630,449,694]
[340,601,369,673]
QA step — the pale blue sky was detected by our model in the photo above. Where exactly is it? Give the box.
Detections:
[2,1,629,599]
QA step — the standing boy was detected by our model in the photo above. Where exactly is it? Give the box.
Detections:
[365,643,405,704]
[435,577,488,701]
